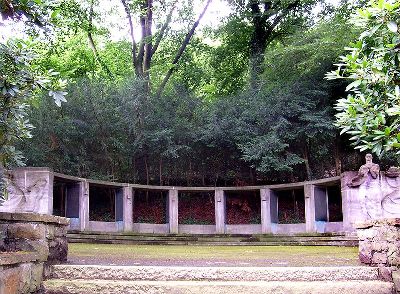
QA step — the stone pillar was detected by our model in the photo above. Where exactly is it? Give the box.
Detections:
[123,186,133,232]
[168,189,178,234]
[260,188,272,234]
[79,180,89,231]
[304,184,316,233]
[341,171,359,232]
[215,189,226,234]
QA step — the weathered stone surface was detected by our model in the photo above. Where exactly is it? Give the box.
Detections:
[392,270,400,293]
[54,226,68,237]
[7,223,46,240]
[50,265,381,282]
[0,212,69,225]
[0,267,22,294]
[30,263,44,292]
[0,211,68,294]
[0,251,40,266]
[0,169,51,214]
[42,279,396,294]
[372,253,388,265]
[357,219,400,268]
[357,228,379,240]
[48,237,68,263]
[378,266,393,282]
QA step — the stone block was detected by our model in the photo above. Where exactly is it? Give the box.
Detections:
[19,263,33,293]
[7,223,46,240]
[387,243,400,256]
[357,228,378,240]
[378,266,393,282]
[372,241,389,252]
[372,252,388,265]
[384,227,400,242]
[29,263,44,292]
[392,270,400,293]
[14,240,49,262]
[54,226,67,237]
[0,267,22,294]
[48,237,68,264]
[359,251,372,264]
[46,225,55,239]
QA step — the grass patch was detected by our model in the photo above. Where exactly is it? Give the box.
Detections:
[68,243,359,267]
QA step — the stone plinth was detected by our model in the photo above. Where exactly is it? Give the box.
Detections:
[0,212,69,264]
[0,212,69,294]
[356,218,400,267]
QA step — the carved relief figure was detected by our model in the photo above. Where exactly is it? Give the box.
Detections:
[348,154,382,219]
[0,174,48,213]
[381,166,400,217]
[348,154,380,187]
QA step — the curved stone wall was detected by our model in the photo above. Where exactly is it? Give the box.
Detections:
[0,168,349,235]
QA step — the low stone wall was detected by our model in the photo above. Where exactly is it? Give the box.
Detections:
[0,252,43,293]
[356,218,400,290]
[356,219,400,267]
[0,212,69,293]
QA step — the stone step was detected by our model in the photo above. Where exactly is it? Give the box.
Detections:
[49,265,380,282]
[67,232,358,246]
[43,279,395,294]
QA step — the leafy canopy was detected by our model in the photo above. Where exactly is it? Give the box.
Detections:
[326,0,400,157]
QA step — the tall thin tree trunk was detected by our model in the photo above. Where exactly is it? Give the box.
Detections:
[0,164,6,204]
[144,156,149,202]
[303,144,312,180]
[156,0,212,98]
[159,157,163,185]
[334,134,342,176]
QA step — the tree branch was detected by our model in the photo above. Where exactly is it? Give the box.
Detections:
[121,0,139,76]
[265,1,299,36]
[156,0,212,98]
[87,0,114,78]
[151,0,178,57]
[143,0,153,75]
[137,14,146,76]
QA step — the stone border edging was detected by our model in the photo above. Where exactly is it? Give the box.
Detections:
[0,212,69,226]
[0,251,41,266]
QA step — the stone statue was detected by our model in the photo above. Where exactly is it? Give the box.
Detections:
[0,174,48,213]
[348,154,380,187]
[348,154,381,219]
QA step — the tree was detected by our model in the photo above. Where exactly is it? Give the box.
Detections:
[327,0,400,157]
[119,0,212,97]
[227,0,318,87]
[0,1,67,200]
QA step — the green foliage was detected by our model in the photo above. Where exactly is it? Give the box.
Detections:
[326,0,400,157]
[0,39,66,167]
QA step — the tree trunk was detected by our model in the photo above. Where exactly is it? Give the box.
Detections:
[144,156,150,202]
[303,144,312,180]
[156,0,212,98]
[248,0,301,88]
[334,133,342,176]
[159,157,163,185]
[0,164,6,203]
